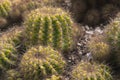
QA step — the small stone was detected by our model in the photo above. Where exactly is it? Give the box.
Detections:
[86,31,94,35]
[77,43,82,46]
[85,25,90,30]
[95,27,103,34]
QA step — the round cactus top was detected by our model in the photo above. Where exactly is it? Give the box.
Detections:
[20,45,66,79]
[72,61,112,80]
[27,7,69,17]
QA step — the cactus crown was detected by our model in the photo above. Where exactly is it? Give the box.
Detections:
[0,0,11,17]
[25,7,74,51]
[20,45,65,80]
[72,61,113,80]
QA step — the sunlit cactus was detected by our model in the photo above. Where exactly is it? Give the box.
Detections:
[0,42,17,70]
[20,46,66,80]
[71,61,113,80]
[0,0,11,17]
[24,7,76,51]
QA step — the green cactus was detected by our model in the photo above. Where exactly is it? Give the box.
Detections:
[88,37,110,62]
[0,41,17,70]
[24,7,75,51]
[0,0,11,17]
[20,45,66,80]
[72,61,113,80]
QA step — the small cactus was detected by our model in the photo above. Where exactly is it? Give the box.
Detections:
[0,0,11,17]
[20,45,66,80]
[71,61,113,80]
[25,7,76,51]
[88,41,110,62]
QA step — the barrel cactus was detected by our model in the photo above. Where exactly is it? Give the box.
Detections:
[25,7,77,51]
[71,61,113,80]
[89,42,110,62]
[20,46,66,80]
[0,0,11,17]
[0,41,17,70]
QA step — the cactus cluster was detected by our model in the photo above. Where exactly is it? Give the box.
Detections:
[25,7,75,51]
[70,0,120,26]
[0,0,11,17]
[72,61,113,80]
[20,45,66,80]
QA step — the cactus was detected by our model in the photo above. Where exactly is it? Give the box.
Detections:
[0,41,17,70]
[101,4,118,21]
[0,0,11,17]
[72,61,113,80]
[24,7,76,51]
[20,45,66,80]
[88,41,110,62]
[0,27,24,70]
[104,17,120,66]
[0,17,7,28]
[84,9,100,26]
